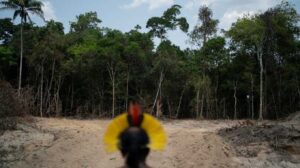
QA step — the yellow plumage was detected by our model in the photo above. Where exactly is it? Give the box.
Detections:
[103,112,167,152]
[103,113,129,152]
[141,113,167,151]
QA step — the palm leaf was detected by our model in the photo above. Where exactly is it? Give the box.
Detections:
[13,9,21,20]
[0,6,16,11]
[0,1,18,9]
[27,0,43,8]
[26,14,32,23]
[29,10,44,21]
[1,0,45,22]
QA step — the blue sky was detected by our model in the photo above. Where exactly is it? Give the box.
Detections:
[1,0,299,49]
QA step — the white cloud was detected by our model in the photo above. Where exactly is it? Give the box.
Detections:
[219,10,255,30]
[42,1,56,21]
[122,0,174,10]
[185,0,279,31]
[184,0,278,10]
[217,0,279,30]
[123,0,145,9]
[184,0,216,9]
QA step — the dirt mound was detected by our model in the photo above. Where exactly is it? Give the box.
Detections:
[0,123,54,168]
[0,81,23,132]
[0,81,21,118]
[286,111,300,121]
[218,123,300,162]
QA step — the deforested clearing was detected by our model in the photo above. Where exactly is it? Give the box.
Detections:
[0,118,299,168]
[0,0,299,167]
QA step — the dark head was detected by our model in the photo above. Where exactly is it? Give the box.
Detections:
[119,127,150,168]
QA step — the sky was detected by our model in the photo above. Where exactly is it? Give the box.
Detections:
[0,0,299,49]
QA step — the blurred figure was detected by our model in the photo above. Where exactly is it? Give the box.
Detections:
[103,101,167,168]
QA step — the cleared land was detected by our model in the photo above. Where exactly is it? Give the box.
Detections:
[0,117,299,168]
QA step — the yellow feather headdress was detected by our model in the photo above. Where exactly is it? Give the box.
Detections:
[103,113,167,153]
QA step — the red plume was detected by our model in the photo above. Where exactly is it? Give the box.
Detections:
[129,102,141,126]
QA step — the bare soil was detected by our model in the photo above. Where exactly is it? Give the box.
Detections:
[0,118,299,168]
[218,120,300,168]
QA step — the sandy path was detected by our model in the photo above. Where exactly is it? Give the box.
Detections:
[8,118,240,168]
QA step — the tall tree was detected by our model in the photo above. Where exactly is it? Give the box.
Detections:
[29,20,65,117]
[146,4,189,41]
[99,29,126,117]
[70,11,101,33]
[227,16,266,120]
[190,5,219,47]
[258,2,299,118]
[0,0,44,96]
[189,6,219,119]
[146,4,189,115]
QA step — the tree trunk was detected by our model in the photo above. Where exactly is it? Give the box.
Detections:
[70,80,74,113]
[196,89,200,118]
[107,64,116,118]
[97,87,104,116]
[55,75,62,117]
[47,59,56,114]
[40,65,44,117]
[112,75,115,117]
[251,74,254,120]
[215,75,219,118]
[175,87,185,118]
[298,75,300,109]
[205,91,210,118]
[167,98,172,118]
[203,33,207,47]
[223,98,226,118]
[298,88,300,110]
[234,81,237,119]
[151,71,164,114]
[126,69,129,112]
[258,47,264,120]
[156,99,162,118]
[200,92,204,118]
[278,72,282,118]
[18,22,24,96]
[272,92,278,119]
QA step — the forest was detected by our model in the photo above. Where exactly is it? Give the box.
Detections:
[0,0,299,120]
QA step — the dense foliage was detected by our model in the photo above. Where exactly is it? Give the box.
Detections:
[0,2,299,119]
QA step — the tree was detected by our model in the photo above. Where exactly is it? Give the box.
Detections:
[29,20,65,117]
[259,2,300,118]
[152,40,186,117]
[123,40,144,111]
[63,12,103,116]
[0,0,44,96]
[70,11,101,33]
[146,4,189,41]
[188,6,219,119]
[190,5,219,47]
[227,16,266,120]
[0,18,15,44]
[99,30,126,117]
[201,37,229,118]
[0,18,16,78]
[146,4,189,115]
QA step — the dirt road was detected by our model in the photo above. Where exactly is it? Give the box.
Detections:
[2,118,299,168]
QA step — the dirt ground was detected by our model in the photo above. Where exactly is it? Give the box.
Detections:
[0,118,299,168]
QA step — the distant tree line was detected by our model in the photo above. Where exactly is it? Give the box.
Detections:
[0,1,299,119]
